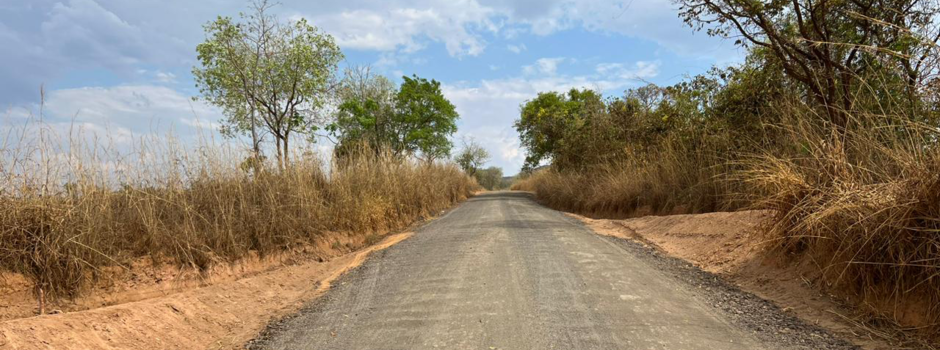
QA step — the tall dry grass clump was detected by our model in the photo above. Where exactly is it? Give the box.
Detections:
[0,118,477,300]
[745,106,940,334]
[512,136,739,218]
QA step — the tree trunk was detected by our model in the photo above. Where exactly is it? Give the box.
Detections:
[283,133,290,167]
[275,137,285,171]
[249,107,261,158]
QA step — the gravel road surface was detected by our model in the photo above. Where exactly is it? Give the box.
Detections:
[250,192,852,350]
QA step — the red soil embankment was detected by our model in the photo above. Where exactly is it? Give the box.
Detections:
[0,232,412,349]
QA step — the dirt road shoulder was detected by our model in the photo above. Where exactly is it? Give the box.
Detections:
[570,211,903,350]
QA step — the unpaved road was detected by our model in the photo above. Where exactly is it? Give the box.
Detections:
[251,192,852,350]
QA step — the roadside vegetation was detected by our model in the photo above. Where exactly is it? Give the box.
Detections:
[0,0,476,309]
[513,0,940,340]
[454,137,505,190]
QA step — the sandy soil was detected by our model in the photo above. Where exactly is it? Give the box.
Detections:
[0,232,413,350]
[569,211,902,350]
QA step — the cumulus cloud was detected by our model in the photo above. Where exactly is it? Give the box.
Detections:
[154,71,177,84]
[306,4,497,57]
[596,61,661,80]
[180,117,221,130]
[31,85,224,142]
[42,0,148,69]
[0,22,51,104]
[484,0,733,56]
[0,0,730,173]
[0,0,193,105]
[523,57,566,76]
[0,0,734,105]
[507,43,527,54]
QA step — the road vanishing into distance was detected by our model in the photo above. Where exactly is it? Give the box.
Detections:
[251,192,852,350]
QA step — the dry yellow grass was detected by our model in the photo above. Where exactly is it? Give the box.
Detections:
[744,109,940,336]
[0,117,478,302]
[511,137,738,217]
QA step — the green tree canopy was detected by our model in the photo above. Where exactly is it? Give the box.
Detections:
[676,0,940,126]
[514,61,795,173]
[331,73,459,161]
[396,75,459,161]
[454,138,489,176]
[514,89,604,171]
[475,166,504,190]
[193,0,343,168]
[330,66,399,158]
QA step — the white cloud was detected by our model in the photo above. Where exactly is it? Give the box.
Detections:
[154,71,177,83]
[307,0,723,59]
[0,0,737,106]
[596,61,661,80]
[523,57,566,76]
[507,43,527,54]
[484,0,734,56]
[375,51,429,69]
[305,3,497,57]
[0,0,735,174]
[180,117,220,130]
[0,0,192,105]
[42,0,141,67]
[2,105,34,120]
[40,85,223,137]
[38,0,184,72]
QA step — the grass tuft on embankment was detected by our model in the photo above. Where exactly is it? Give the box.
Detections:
[744,110,940,334]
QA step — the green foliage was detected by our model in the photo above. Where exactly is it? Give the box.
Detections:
[474,166,504,190]
[396,75,459,161]
[331,73,459,161]
[677,0,940,126]
[192,16,253,136]
[193,1,343,167]
[512,50,808,181]
[330,67,399,158]
[454,138,489,176]
[513,89,605,171]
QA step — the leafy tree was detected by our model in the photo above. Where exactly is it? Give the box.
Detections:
[194,0,343,168]
[514,89,605,171]
[513,64,795,174]
[454,138,489,176]
[706,52,791,148]
[329,73,459,161]
[676,0,940,126]
[395,75,459,161]
[330,66,399,157]
[474,166,504,190]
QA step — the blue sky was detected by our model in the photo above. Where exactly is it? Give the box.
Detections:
[0,0,744,175]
